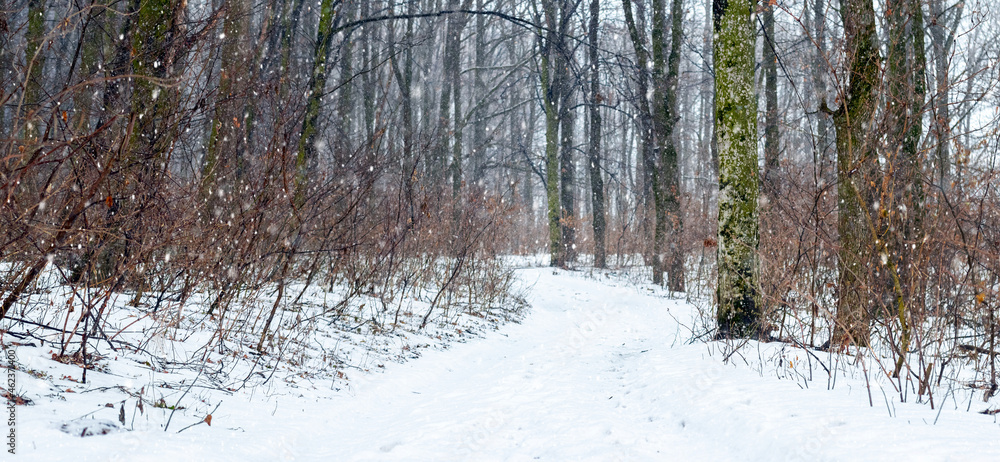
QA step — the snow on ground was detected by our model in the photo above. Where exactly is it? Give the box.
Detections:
[5,266,1000,461]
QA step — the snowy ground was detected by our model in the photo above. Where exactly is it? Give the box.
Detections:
[5,266,1000,461]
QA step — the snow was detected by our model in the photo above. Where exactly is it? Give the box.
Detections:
[5,267,1000,460]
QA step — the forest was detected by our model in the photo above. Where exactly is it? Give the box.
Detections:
[2,0,1000,455]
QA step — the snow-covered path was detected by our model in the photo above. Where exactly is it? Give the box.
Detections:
[24,268,1000,461]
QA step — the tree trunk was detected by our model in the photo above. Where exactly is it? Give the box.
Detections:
[130,0,179,155]
[336,1,354,166]
[885,0,927,375]
[524,100,537,229]
[295,0,340,206]
[362,0,379,145]
[623,0,658,278]
[556,1,577,265]
[542,0,562,266]
[699,0,716,228]
[559,76,576,264]
[22,0,46,140]
[832,0,881,346]
[436,0,460,186]
[451,16,465,200]
[279,0,306,100]
[74,2,108,134]
[663,0,685,292]
[203,0,251,216]
[472,0,489,184]
[388,1,416,211]
[929,0,962,187]
[715,0,760,337]
[588,0,607,269]
[762,2,779,196]
[651,0,668,286]
[0,9,11,139]
[812,0,831,167]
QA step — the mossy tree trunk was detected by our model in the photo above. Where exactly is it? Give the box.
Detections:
[885,0,927,375]
[203,0,251,218]
[541,0,562,267]
[559,74,576,264]
[278,0,307,101]
[102,0,183,286]
[22,0,46,140]
[831,0,881,346]
[295,0,340,207]
[537,0,580,267]
[73,2,110,134]
[130,0,183,160]
[714,0,760,337]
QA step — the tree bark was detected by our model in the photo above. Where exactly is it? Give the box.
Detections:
[362,1,378,144]
[437,0,461,186]
[812,0,831,167]
[663,0,685,292]
[762,2,779,196]
[715,0,760,337]
[472,0,489,184]
[203,0,251,216]
[885,0,927,375]
[559,73,576,264]
[623,0,658,277]
[295,0,340,206]
[74,2,109,134]
[336,1,354,166]
[588,0,607,268]
[541,0,562,266]
[22,0,46,140]
[388,1,416,211]
[929,0,962,187]
[832,0,881,346]
[651,0,668,286]
[556,0,577,265]
[450,9,467,200]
